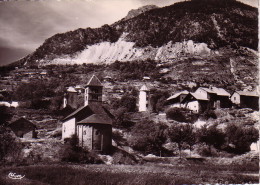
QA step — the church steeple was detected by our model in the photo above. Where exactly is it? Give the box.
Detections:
[84,75,103,106]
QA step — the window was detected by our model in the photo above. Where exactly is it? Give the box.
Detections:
[83,130,86,135]
[96,130,100,135]
[234,97,236,101]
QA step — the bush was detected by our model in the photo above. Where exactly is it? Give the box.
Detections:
[166,107,198,123]
[225,124,259,154]
[197,124,225,155]
[196,144,219,157]
[129,120,168,156]
[61,134,103,164]
[201,110,217,119]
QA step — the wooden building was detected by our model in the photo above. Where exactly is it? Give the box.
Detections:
[8,118,37,139]
[230,91,259,110]
[62,75,113,153]
[166,90,189,108]
[211,87,232,108]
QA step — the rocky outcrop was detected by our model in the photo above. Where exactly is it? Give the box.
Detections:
[39,33,211,65]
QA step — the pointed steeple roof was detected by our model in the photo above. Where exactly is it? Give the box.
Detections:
[87,75,102,87]
[140,84,150,91]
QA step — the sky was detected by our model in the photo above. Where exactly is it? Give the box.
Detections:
[0,0,258,66]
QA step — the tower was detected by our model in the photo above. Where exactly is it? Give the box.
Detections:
[138,84,150,112]
[84,75,103,106]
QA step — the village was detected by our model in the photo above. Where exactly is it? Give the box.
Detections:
[0,71,259,152]
[0,69,259,184]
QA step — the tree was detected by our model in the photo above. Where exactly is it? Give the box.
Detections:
[129,120,168,156]
[168,124,195,158]
[61,134,102,164]
[225,124,259,154]
[0,106,22,163]
[150,89,169,113]
[197,124,225,155]
[120,95,137,112]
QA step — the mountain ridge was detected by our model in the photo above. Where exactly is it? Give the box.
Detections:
[14,0,258,67]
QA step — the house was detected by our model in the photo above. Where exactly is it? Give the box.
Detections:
[194,87,232,109]
[166,90,189,108]
[138,84,151,112]
[194,87,217,108]
[230,90,259,110]
[8,118,37,139]
[211,87,232,108]
[181,92,209,113]
[62,75,113,153]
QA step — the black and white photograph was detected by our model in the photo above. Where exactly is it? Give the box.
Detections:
[0,0,259,184]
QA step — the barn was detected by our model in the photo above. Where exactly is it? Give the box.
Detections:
[230,91,259,110]
[8,117,37,139]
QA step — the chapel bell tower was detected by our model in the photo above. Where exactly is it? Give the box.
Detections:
[84,75,103,106]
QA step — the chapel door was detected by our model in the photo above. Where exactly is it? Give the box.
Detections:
[93,128,102,151]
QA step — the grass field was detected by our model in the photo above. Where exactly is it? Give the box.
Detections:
[0,160,258,185]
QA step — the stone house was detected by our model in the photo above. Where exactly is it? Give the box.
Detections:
[8,117,37,139]
[62,75,113,153]
[181,92,209,113]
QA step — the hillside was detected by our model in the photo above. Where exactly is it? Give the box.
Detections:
[15,0,257,66]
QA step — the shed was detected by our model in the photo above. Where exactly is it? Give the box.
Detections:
[8,118,37,139]
[230,91,259,110]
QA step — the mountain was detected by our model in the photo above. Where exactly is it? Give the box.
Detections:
[14,0,258,90]
[122,5,159,21]
[15,0,258,66]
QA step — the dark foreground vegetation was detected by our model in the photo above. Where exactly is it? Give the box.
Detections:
[0,161,258,185]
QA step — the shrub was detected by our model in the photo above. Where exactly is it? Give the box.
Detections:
[166,107,198,123]
[120,95,137,112]
[60,134,103,164]
[225,124,259,154]
[201,110,217,119]
[129,120,168,156]
[112,130,127,146]
[197,124,225,155]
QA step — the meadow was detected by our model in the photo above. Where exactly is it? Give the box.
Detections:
[0,159,258,185]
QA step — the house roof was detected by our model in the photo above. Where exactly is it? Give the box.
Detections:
[211,87,230,96]
[77,114,112,125]
[235,91,259,97]
[67,87,77,93]
[87,75,102,87]
[189,92,209,101]
[8,118,36,133]
[199,87,216,94]
[167,90,189,101]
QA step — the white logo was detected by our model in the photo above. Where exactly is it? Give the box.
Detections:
[8,172,25,180]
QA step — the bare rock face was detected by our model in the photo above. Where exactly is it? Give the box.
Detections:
[39,33,211,65]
